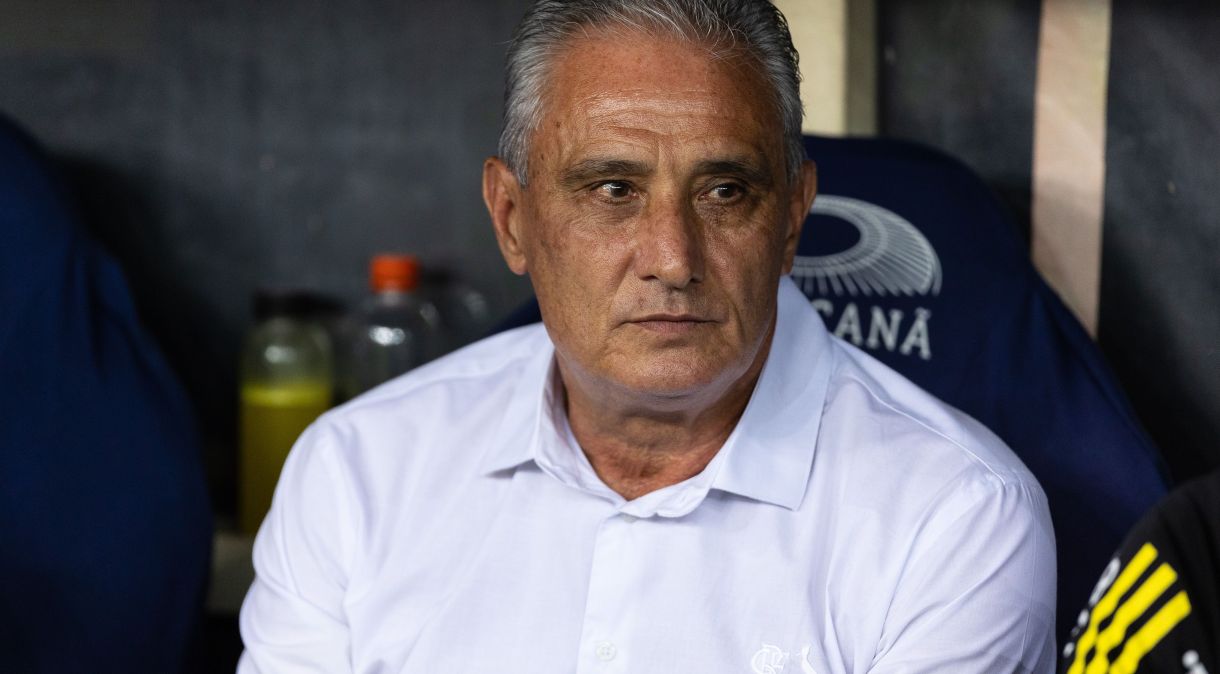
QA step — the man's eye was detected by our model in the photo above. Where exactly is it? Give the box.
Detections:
[709,183,745,200]
[596,181,633,200]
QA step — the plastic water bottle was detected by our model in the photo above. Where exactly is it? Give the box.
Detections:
[239,290,334,534]
[424,269,494,354]
[440,280,492,348]
[339,254,440,400]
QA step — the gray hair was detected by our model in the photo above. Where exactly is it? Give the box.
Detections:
[498,0,806,185]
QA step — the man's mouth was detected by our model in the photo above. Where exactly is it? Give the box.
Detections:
[629,314,714,334]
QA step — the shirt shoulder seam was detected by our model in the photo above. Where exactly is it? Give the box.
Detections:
[834,359,1014,484]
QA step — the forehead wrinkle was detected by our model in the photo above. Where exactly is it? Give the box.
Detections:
[579,83,748,121]
[577,97,768,158]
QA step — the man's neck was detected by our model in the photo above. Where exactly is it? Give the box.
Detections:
[559,350,769,501]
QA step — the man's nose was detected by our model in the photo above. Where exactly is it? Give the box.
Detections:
[633,197,706,289]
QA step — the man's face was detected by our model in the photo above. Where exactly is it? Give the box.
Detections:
[485,33,816,405]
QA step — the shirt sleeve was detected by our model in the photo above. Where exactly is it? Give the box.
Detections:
[238,420,362,673]
[869,472,1058,674]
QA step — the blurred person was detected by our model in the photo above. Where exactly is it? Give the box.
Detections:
[1060,469,1220,674]
[0,115,212,672]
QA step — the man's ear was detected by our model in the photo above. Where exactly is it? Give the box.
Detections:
[780,159,817,274]
[483,157,529,275]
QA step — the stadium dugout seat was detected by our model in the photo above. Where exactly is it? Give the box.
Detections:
[0,114,212,672]
[494,135,1171,643]
[794,135,1168,642]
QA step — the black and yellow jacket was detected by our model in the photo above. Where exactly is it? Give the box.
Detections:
[1061,470,1220,674]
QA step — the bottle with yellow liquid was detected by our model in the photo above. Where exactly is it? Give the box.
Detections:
[239,291,334,535]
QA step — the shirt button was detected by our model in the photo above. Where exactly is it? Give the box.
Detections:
[595,641,617,661]
[620,514,638,523]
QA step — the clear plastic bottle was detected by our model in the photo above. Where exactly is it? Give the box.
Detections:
[338,254,440,400]
[239,291,334,535]
[427,270,494,354]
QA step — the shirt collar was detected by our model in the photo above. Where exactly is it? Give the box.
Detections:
[477,333,554,475]
[709,276,834,510]
[478,276,835,513]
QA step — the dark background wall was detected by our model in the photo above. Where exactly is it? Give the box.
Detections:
[2,0,1217,511]
[879,0,1042,239]
[0,0,535,515]
[879,0,1220,482]
[1100,0,1220,482]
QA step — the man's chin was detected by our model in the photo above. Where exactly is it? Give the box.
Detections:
[608,357,746,403]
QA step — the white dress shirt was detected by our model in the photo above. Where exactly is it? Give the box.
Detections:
[238,277,1056,674]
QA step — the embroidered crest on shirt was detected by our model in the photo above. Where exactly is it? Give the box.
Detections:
[751,645,788,673]
[751,644,818,674]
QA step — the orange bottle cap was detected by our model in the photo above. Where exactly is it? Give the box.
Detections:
[370,254,420,292]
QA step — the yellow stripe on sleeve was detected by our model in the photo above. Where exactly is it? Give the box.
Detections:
[1083,563,1177,673]
[1067,543,1159,674]
[1108,591,1193,674]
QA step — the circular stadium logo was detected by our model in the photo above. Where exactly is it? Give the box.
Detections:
[791,195,942,298]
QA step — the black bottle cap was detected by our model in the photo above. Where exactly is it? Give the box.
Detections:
[252,289,344,321]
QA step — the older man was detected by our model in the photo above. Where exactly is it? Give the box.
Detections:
[238,1,1056,672]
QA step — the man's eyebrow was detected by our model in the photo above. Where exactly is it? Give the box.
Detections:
[694,159,773,186]
[559,158,651,187]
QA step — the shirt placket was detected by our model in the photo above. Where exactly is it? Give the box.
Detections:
[576,511,643,674]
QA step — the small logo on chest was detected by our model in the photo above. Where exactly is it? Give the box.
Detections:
[750,644,818,674]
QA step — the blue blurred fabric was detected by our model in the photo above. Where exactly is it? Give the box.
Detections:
[0,115,212,672]
[494,135,1170,643]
